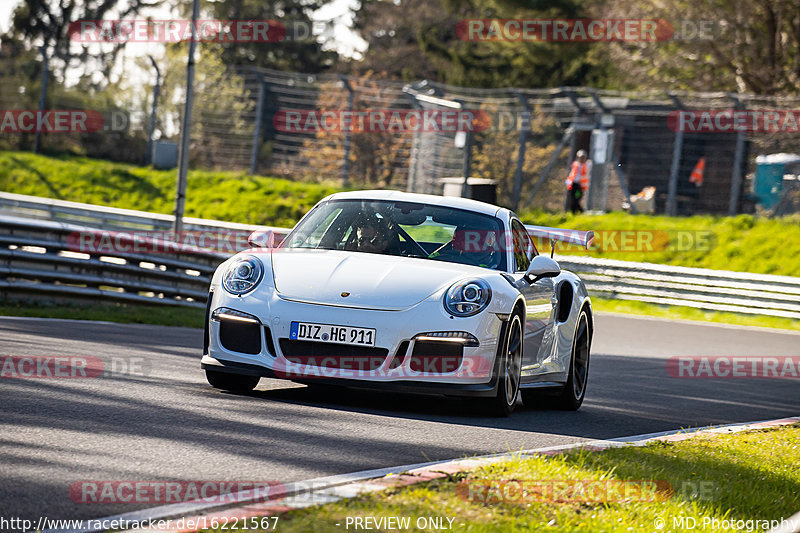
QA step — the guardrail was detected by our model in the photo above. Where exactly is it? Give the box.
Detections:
[557,256,800,319]
[0,191,287,236]
[0,216,221,308]
[1,193,798,319]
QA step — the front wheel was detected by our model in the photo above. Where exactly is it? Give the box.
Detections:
[486,314,522,417]
[554,309,591,410]
[205,369,260,393]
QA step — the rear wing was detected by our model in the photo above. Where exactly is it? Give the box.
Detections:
[525,225,594,250]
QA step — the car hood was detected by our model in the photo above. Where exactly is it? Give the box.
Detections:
[270,248,484,310]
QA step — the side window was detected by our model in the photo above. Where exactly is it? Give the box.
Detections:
[511,220,535,272]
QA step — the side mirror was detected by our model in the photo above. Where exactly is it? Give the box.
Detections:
[248,228,275,249]
[525,255,561,284]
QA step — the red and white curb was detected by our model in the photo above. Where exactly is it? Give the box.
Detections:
[45,415,800,533]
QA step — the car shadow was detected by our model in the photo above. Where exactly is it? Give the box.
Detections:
[231,350,800,439]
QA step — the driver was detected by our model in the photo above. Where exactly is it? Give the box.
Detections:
[355,215,393,253]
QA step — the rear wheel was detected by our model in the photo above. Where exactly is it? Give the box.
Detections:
[521,309,590,410]
[554,309,590,410]
[486,314,522,417]
[205,369,260,393]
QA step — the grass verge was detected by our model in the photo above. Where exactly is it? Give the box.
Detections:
[2,151,800,276]
[0,301,204,328]
[519,209,800,277]
[591,297,800,332]
[0,150,341,228]
[210,424,800,532]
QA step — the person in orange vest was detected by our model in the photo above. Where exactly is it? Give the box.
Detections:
[565,149,591,213]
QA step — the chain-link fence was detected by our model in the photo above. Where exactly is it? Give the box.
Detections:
[4,56,800,216]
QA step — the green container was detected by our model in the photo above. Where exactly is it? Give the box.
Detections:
[754,163,784,209]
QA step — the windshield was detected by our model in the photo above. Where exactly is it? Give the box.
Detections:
[282,199,507,271]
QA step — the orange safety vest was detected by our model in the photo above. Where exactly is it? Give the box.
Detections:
[567,161,590,191]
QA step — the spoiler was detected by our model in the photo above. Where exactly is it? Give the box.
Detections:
[525,225,595,250]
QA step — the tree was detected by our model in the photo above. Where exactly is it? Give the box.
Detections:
[8,0,161,86]
[294,73,410,186]
[350,0,448,80]
[352,0,612,88]
[203,0,339,73]
[144,42,255,169]
[471,102,565,209]
[599,0,800,94]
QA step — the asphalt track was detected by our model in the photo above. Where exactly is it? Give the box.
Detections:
[1,314,798,525]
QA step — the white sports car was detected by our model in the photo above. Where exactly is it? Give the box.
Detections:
[201,190,594,416]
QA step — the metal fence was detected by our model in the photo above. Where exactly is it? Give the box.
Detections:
[250,76,800,216]
[0,215,217,308]
[558,256,800,319]
[4,54,800,217]
[0,191,288,238]
[1,196,797,319]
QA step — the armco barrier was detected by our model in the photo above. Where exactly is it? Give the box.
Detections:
[0,216,220,308]
[557,256,800,319]
[1,193,798,318]
[0,191,285,236]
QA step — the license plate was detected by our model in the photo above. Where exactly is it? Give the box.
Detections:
[289,322,376,347]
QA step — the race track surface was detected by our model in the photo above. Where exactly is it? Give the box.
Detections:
[1,314,798,523]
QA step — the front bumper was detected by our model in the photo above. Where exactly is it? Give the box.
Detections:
[201,358,500,397]
[203,286,504,392]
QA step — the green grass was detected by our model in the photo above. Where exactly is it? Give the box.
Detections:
[1,151,799,331]
[2,151,800,276]
[0,301,204,328]
[520,209,800,277]
[592,297,800,331]
[0,151,341,228]
[207,424,800,532]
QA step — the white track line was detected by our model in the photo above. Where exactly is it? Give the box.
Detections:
[42,415,800,533]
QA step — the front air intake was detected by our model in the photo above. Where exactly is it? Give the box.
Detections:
[409,340,463,373]
[219,320,262,355]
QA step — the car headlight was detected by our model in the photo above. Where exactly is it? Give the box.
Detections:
[222,255,264,295]
[444,279,491,317]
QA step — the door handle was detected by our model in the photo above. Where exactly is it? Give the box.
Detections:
[551,296,558,306]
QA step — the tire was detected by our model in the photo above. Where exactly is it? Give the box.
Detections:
[205,369,260,393]
[486,314,523,417]
[553,309,591,410]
